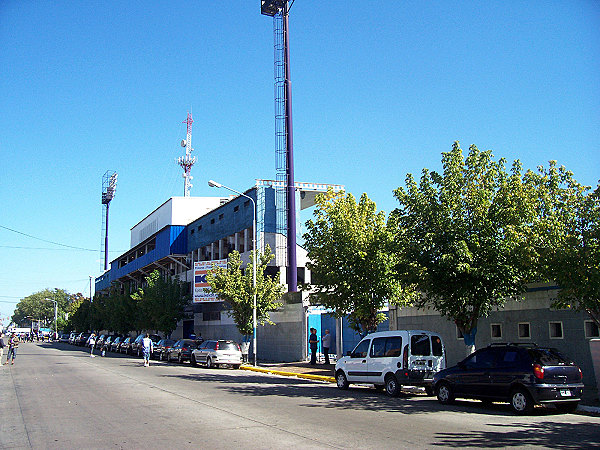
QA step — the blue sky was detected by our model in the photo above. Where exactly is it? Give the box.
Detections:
[1,1,598,321]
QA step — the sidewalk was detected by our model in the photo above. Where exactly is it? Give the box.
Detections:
[241,361,600,414]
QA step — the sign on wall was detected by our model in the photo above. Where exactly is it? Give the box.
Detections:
[193,259,227,303]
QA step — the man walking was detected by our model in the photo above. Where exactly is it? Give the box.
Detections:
[322,329,331,365]
[5,333,19,365]
[89,333,97,357]
[0,333,5,365]
[142,334,153,367]
[309,328,319,365]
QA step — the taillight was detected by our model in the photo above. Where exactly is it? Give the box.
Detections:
[182,347,188,351]
[533,364,544,380]
[215,342,220,350]
[578,368,583,380]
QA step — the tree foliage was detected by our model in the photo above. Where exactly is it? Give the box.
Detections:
[11,288,72,329]
[528,163,600,326]
[390,142,536,351]
[132,270,189,336]
[303,189,409,336]
[206,246,284,337]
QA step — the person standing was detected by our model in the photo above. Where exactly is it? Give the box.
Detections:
[142,333,153,367]
[5,333,19,365]
[89,333,96,357]
[0,333,5,365]
[309,328,319,365]
[322,329,331,365]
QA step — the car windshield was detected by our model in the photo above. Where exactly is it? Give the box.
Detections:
[528,348,574,366]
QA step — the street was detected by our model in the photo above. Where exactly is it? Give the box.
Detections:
[1,341,599,449]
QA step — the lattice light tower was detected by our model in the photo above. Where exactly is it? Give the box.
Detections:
[178,112,196,197]
[101,170,118,271]
[261,0,297,292]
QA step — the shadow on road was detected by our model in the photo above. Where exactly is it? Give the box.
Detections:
[432,420,600,448]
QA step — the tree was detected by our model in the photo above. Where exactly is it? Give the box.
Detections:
[390,142,536,354]
[103,283,137,334]
[303,189,409,336]
[529,163,600,326]
[206,246,284,338]
[132,270,189,336]
[11,288,71,329]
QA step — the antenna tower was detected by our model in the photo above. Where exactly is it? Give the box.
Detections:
[100,170,118,271]
[178,112,196,197]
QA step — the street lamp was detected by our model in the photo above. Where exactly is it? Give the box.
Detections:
[208,180,258,366]
[44,298,58,340]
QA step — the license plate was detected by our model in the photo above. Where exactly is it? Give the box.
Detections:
[560,389,572,397]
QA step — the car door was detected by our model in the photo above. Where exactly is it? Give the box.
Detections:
[367,336,402,384]
[455,348,497,398]
[344,339,371,383]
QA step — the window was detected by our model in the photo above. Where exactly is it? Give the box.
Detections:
[351,339,370,358]
[371,337,403,358]
[491,323,503,339]
[190,229,195,235]
[210,218,215,224]
[549,321,563,339]
[464,349,496,369]
[371,338,387,358]
[411,334,431,356]
[219,214,224,220]
[202,311,221,321]
[234,206,239,212]
[518,322,531,339]
[431,335,443,356]
[198,225,202,231]
[585,321,600,338]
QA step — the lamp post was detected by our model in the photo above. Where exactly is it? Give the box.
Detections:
[208,180,258,366]
[44,298,58,340]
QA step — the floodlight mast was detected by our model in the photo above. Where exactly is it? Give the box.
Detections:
[101,171,118,271]
[261,0,297,292]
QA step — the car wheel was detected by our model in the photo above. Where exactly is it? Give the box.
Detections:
[511,388,534,415]
[206,357,213,369]
[384,374,401,397]
[555,402,578,413]
[232,364,241,370]
[436,382,455,405]
[336,371,349,390]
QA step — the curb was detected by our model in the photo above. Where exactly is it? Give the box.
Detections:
[240,364,335,383]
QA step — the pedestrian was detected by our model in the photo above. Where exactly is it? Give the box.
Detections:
[322,329,331,365]
[142,333,153,367]
[309,328,318,365]
[5,333,19,365]
[0,333,5,365]
[89,333,96,357]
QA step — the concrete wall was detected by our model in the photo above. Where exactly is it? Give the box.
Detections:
[392,291,597,386]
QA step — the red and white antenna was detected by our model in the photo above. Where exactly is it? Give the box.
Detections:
[178,112,196,197]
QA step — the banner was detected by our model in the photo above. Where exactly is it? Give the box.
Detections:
[193,259,227,303]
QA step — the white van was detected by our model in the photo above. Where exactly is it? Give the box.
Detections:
[335,330,446,396]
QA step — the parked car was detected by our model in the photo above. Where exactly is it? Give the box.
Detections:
[191,340,243,369]
[102,335,121,353]
[76,332,91,346]
[110,336,124,352]
[119,337,134,354]
[68,332,78,344]
[335,330,446,396]
[433,343,584,414]
[166,339,201,363]
[154,339,176,360]
[58,333,70,343]
[95,334,108,349]
[131,334,161,357]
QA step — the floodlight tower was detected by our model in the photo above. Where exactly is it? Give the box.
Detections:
[101,171,118,271]
[261,0,297,292]
[178,112,196,197]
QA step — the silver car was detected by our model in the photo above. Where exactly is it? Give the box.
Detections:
[191,340,243,369]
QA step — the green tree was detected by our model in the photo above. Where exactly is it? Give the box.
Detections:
[11,288,71,329]
[529,163,600,326]
[303,189,409,336]
[206,246,284,338]
[103,283,137,334]
[132,270,189,336]
[390,142,536,354]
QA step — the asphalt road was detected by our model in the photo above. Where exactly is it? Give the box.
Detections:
[1,341,599,449]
